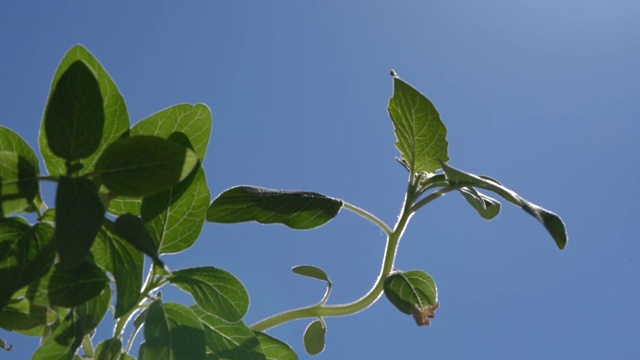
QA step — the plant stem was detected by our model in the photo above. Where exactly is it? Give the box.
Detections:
[82,335,94,358]
[342,201,392,235]
[251,178,417,332]
[411,185,464,212]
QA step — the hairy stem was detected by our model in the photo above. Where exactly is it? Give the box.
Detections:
[342,201,392,235]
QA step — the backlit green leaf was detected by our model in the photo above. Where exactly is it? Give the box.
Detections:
[32,310,84,360]
[95,338,122,360]
[207,186,343,230]
[388,75,449,174]
[292,265,330,283]
[39,44,130,176]
[55,176,105,269]
[254,332,298,360]
[458,187,501,220]
[0,297,56,331]
[113,213,164,268]
[0,152,39,217]
[441,161,568,249]
[169,267,249,322]
[74,285,111,335]
[0,126,43,212]
[96,135,198,197]
[303,319,326,355]
[28,261,109,307]
[384,270,439,326]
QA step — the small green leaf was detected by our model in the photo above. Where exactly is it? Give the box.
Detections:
[291,265,330,282]
[113,214,164,268]
[0,152,39,217]
[169,267,249,322]
[384,270,439,326]
[441,161,568,249]
[96,135,198,197]
[303,319,326,355]
[190,305,265,360]
[32,310,84,360]
[254,332,298,360]
[28,261,109,307]
[207,186,343,230]
[388,75,449,174]
[95,338,122,360]
[139,301,206,360]
[0,126,44,211]
[55,176,105,269]
[458,187,501,220]
[39,44,130,177]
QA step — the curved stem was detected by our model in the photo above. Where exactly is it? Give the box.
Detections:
[411,184,464,213]
[342,201,392,236]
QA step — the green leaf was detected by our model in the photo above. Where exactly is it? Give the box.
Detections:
[75,284,111,334]
[458,187,501,220]
[0,296,57,331]
[169,267,249,322]
[387,75,449,174]
[32,310,84,360]
[254,332,298,360]
[43,60,104,162]
[28,261,109,307]
[0,152,39,217]
[55,176,105,269]
[39,44,130,177]
[207,186,343,230]
[96,135,198,197]
[440,161,568,249]
[139,301,206,360]
[0,126,44,211]
[384,270,439,326]
[303,319,326,355]
[95,338,122,360]
[190,306,265,360]
[0,221,55,310]
[291,265,330,283]
[113,214,164,268]
[93,220,143,318]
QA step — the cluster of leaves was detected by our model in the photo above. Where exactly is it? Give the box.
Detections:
[0,45,567,359]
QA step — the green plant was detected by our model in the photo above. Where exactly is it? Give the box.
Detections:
[0,45,567,359]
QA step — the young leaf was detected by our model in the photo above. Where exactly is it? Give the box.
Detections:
[303,319,326,355]
[254,332,298,360]
[169,267,249,322]
[139,301,206,360]
[27,261,109,307]
[384,270,439,326]
[95,135,198,197]
[387,75,449,174]
[94,338,123,360]
[113,213,164,268]
[292,265,332,304]
[55,176,105,269]
[190,305,265,360]
[0,126,43,211]
[39,44,130,176]
[207,186,343,230]
[458,187,501,220]
[440,161,568,249]
[0,152,39,217]
[32,310,84,360]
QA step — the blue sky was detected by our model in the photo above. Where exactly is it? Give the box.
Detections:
[1,1,639,359]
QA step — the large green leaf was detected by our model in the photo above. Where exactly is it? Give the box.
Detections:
[0,126,43,211]
[254,332,298,360]
[139,301,206,360]
[207,186,343,230]
[39,44,130,176]
[0,296,57,331]
[93,220,143,318]
[43,60,104,162]
[384,270,439,326]
[113,213,164,268]
[28,261,109,307]
[440,161,568,249]
[0,221,55,310]
[95,135,198,197]
[0,152,39,217]
[32,310,84,360]
[94,338,123,360]
[55,176,105,269]
[169,267,249,322]
[191,306,265,360]
[303,319,326,355]
[387,75,449,174]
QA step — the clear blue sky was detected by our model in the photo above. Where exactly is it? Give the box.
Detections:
[1,1,639,359]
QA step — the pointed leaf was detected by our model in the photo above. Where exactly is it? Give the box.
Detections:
[96,135,198,197]
[292,265,330,283]
[43,60,104,162]
[0,152,39,217]
[28,261,109,307]
[32,310,84,360]
[55,176,105,269]
[39,45,130,176]
[113,213,163,268]
[139,301,206,360]
[458,187,501,220]
[441,162,568,249]
[169,267,249,322]
[388,76,449,173]
[74,284,111,335]
[303,319,326,355]
[190,306,265,360]
[384,270,439,326]
[207,186,343,230]
[95,338,122,360]
[254,332,298,360]
[0,126,43,211]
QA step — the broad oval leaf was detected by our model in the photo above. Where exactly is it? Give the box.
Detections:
[207,186,343,230]
[384,270,439,326]
[254,332,298,360]
[459,187,501,220]
[139,301,206,360]
[0,126,43,212]
[28,261,109,307]
[114,214,163,268]
[441,161,568,249]
[292,265,330,283]
[388,75,449,174]
[55,176,105,269]
[44,60,104,162]
[0,152,39,217]
[39,44,130,176]
[303,319,326,355]
[96,135,198,197]
[169,267,249,322]
[95,338,122,360]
